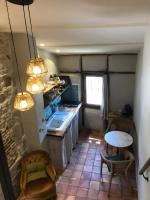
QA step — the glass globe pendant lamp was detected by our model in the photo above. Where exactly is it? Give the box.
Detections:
[26,76,45,94]
[14,92,34,111]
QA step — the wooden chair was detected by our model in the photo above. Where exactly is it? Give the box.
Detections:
[100,149,134,196]
[106,117,134,135]
[18,150,57,200]
[105,117,134,153]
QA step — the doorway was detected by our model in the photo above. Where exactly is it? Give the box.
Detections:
[83,74,104,131]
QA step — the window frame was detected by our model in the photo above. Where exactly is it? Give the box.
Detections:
[83,74,103,109]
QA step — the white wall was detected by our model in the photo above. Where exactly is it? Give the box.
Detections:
[12,35,59,152]
[58,54,137,130]
[134,27,150,200]
[38,48,58,81]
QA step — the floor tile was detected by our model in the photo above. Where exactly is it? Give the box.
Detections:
[88,189,99,199]
[83,165,93,172]
[65,196,76,200]
[60,176,70,183]
[92,166,100,173]
[70,178,80,186]
[93,160,101,167]
[57,183,69,194]
[72,171,82,179]
[66,185,78,196]
[63,169,73,177]
[97,191,108,200]
[56,129,137,200]
[81,172,92,180]
[91,172,100,181]
[57,193,66,200]
[74,164,84,171]
[79,179,90,188]
[90,181,100,190]
[75,197,88,200]
[85,159,94,166]
[76,188,88,197]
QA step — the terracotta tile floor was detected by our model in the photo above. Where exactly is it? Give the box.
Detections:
[56,129,137,200]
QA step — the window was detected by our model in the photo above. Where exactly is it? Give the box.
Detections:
[85,76,103,106]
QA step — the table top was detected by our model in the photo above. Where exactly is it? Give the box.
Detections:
[104,131,133,148]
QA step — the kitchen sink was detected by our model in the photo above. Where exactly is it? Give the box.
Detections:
[49,118,64,128]
[47,110,73,130]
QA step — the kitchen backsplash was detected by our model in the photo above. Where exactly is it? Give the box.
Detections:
[44,96,61,121]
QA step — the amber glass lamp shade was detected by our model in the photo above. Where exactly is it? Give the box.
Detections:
[26,76,45,94]
[14,92,34,111]
[26,58,48,76]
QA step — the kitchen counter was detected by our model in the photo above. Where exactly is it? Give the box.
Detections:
[46,103,81,169]
[46,103,81,137]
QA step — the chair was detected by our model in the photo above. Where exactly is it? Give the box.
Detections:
[106,117,134,134]
[105,117,134,153]
[18,150,57,200]
[100,149,134,196]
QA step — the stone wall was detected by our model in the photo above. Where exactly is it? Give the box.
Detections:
[0,33,26,196]
[0,184,5,200]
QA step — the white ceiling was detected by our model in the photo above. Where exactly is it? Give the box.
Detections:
[0,0,150,54]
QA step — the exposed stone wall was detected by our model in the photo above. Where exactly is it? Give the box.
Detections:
[0,184,5,200]
[0,33,25,196]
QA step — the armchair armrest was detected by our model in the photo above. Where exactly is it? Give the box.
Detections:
[46,162,57,182]
[20,170,27,191]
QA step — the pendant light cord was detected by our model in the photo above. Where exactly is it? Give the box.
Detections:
[5,0,23,94]
[22,3,32,59]
[27,3,37,59]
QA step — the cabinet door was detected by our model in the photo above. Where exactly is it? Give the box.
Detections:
[49,137,67,169]
[74,113,79,144]
[65,124,73,163]
[72,118,76,148]
[72,113,79,148]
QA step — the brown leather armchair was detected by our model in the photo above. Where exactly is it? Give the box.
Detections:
[18,150,57,200]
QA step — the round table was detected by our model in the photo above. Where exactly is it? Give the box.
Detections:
[104,131,133,148]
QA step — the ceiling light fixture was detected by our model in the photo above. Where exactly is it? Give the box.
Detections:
[5,0,34,112]
[39,43,45,47]
[7,0,33,5]
[25,1,48,77]
[20,0,47,92]
[8,0,48,77]
[56,49,61,53]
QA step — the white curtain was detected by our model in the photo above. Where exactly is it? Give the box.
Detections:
[101,74,109,132]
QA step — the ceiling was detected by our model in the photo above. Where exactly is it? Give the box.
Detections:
[0,0,150,54]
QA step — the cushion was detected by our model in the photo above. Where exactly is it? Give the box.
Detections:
[26,162,46,173]
[106,154,124,161]
[25,178,56,199]
[27,170,48,183]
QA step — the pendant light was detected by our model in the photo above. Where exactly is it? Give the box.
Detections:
[26,58,47,76]
[20,1,45,94]
[5,0,34,112]
[14,92,34,111]
[26,76,45,94]
[26,3,48,77]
